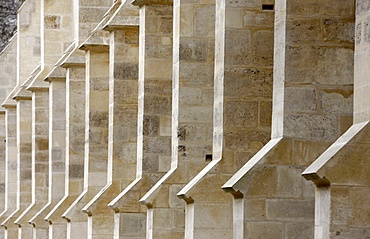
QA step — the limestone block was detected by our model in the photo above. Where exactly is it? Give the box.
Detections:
[285,222,314,239]
[284,114,338,140]
[287,0,355,16]
[119,213,146,237]
[323,19,355,43]
[320,88,353,114]
[253,30,274,66]
[244,222,284,238]
[285,87,317,113]
[266,199,314,220]
[225,29,251,65]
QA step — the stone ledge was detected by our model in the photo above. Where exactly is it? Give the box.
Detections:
[61,190,88,221]
[79,43,109,53]
[140,167,176,206]
[222,137,283,198]
[177,159,221,203]
[12,86,32,101]
[44,195,79,222]
[302,121,369,186]
[131,0,173,8]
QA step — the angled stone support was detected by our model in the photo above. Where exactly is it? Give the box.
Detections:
[108,1,173,238]
[139,0,215,238]
[221,0,355,238]
[62,43,109,239]
[303,1,370,237]
[1,87,32,239]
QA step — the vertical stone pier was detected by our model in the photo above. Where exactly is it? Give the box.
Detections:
[41,66,74,239]
[0,36,18,239]
[1,88,32,239]
[56,56,86,239]
[62,44,109,239]
[40,59,85,239]
[80,3,140,237]
[176,0,274,238]
[0,104,17,238]
[303,0,370,238]
[14,79,49,239]
[0,111,5,229]
[108,1,173,238]
[222,0,355,238]
[29,73,66,239]
[139,0,215,238]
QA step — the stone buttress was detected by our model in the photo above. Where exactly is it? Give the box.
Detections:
[0,33,17,239]
[222,0,355,238]
[303,0,370,238]
[78,2,140,239]
[139,0,215,238]
[108,1,173,238]
[176,0,274,238]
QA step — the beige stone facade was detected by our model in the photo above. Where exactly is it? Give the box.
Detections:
[0,0,368,238]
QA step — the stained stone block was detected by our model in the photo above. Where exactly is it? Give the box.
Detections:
[244,222,284,238]
[179,39,207,62]
[225,101,259,128]
[284,114,338,140]
[225,30,251,65]
[287,0,355,16]
[44,15,61,29]
[194,6,215,37]
[285,87,317,113]
[286,18,321,43]
[243,11,274,27]
[285,222,314,239]
[323,19,355,43]
[266,199,314,220]
[226,0,259,8]
[320,89,353,113]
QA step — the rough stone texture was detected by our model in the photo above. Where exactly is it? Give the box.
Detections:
[14,89,49,238]
[222,0,355,239]
[138,0,215,238]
